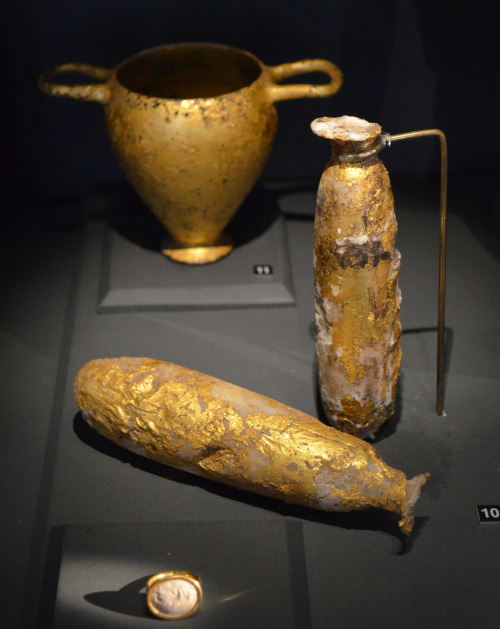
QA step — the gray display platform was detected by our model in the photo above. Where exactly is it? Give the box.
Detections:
[3,180,500,629]
[98,216,295,311]
[45,520,308,629]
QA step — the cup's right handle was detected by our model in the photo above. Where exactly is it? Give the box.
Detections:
[38,62,112,104]
[267,59,343,102]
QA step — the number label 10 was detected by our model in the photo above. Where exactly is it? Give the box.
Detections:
[476,505,500,524]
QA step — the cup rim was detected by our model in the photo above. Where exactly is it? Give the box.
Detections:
[115,42,265,101]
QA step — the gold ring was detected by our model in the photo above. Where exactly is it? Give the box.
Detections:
[146,571,203,620]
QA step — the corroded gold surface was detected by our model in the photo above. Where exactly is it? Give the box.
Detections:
[105,63,277,251]
[74,357,428,534]
[39,44,342,264]
[312,116,402,438]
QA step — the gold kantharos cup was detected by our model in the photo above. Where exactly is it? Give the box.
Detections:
[40,43,342,263]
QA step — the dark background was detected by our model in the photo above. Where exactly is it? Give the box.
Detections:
[1,3,500,628]
[1,0,498,206]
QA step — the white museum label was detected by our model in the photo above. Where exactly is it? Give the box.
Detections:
[254,264,273,276]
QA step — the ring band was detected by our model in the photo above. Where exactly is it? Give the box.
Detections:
[146,571,203,620]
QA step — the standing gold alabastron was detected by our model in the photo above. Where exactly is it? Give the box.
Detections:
[312,117,448,434]
[311,116,402,438]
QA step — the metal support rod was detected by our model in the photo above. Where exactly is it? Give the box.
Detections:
[389,129,448,416]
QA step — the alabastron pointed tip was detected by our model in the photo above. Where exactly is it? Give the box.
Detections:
[398,473,431,535]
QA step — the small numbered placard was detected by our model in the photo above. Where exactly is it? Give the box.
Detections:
[476,505,500,524]
[253,264,273,276]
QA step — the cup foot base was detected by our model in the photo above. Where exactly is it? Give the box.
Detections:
[161,233,233,265]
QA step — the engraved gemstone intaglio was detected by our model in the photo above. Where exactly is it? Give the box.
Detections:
[147,572,202,620]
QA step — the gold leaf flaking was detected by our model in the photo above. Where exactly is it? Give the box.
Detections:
[74,357,428,534]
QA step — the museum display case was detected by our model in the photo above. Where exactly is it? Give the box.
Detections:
[2,2,499,628]
[4,176,500,628]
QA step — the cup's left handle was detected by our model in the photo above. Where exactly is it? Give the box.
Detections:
[38,62,112,104]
